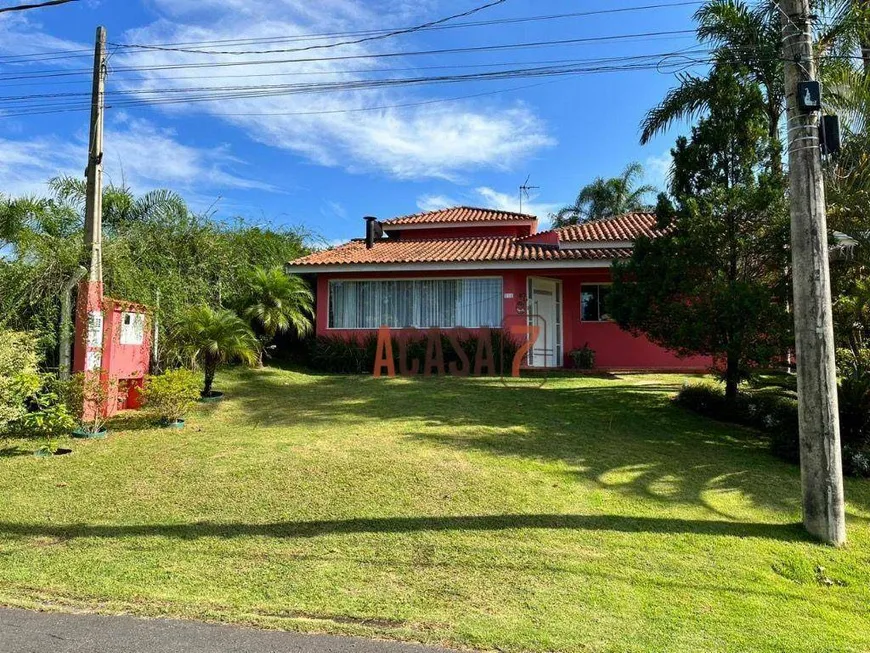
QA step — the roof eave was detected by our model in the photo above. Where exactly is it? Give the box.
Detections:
[286,260,616,274]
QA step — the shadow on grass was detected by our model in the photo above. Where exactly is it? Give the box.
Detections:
[226,369,812,515]
[202,368,870,520]
[0,445,30,458]
[0,513,808,542]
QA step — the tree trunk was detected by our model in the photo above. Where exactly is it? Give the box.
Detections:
[724,350,740,402]
[203,360,217,396]
[768,109,783,178]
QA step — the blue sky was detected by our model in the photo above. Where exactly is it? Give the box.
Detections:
[0,0,703,245]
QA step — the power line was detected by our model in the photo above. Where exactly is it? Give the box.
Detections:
[0,53,718,117]
[0,0,76,13]
[0,28,701,81]
[111,0,509,57]
[110,1,705,55]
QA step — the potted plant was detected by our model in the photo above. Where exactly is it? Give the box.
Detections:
[142,368,200,428]
[174,306,259,400]
[67,371,110,439]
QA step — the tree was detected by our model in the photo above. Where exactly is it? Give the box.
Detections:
[172,306,259,397]
[640,0,785,175]
[49,176,187,233]
[240,267,314,365]
[552,162,655,227]
[610,70,791,399]
[0,178,309,369]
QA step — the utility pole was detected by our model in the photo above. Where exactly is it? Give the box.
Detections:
[84,25,106,283]
[72,26,107,383]
[780,0,846,545]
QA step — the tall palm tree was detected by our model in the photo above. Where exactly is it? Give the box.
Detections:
[553,162,655,227]
[640,0,785,175]
[48,176,188,230]
[241,267,313,364]
[173,306,259,396]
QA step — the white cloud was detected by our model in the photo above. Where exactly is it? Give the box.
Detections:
[474,186,561,218]
[644,151,672,191]
[111,0,553,180]
[321,200,348,219]
[0,118,264,198]
[416,186,562,218]
[102,117,270,192]
[0,136,80,196]
[416,194,458,212]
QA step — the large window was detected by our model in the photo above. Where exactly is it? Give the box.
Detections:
[329,278,503,329]
[581,284,611,322]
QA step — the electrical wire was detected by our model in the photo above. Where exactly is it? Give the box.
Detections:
[110,1,705,55]
[0,28,701,82]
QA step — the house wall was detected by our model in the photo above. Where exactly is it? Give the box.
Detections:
[313,268,710,371]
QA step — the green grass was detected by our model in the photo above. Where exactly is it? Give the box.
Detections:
[1,368,869,652]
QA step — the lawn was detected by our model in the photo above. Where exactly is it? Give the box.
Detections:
[1,368,869,652]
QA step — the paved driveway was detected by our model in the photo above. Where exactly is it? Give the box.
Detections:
[0,608,455,653]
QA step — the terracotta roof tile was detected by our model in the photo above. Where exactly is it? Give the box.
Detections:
[551,212,665,242]
[381,206,537,226]
[289,237,630,267]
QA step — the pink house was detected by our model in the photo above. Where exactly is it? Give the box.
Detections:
[287,207,709,371]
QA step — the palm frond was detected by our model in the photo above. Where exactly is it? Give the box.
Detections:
[640,74,714,144]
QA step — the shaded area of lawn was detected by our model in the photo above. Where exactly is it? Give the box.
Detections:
[229,370,822,519]
[0,513,808,541]
[0,368,869,653]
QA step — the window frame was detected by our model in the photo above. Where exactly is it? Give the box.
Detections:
[327,276,504,330]
[580,283,613,323]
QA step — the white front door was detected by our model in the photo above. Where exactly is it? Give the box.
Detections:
[528,277,562,368]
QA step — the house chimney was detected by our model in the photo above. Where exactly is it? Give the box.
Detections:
[364,216,382,249]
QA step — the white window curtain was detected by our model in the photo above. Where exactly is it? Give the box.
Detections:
[329,278,502,329]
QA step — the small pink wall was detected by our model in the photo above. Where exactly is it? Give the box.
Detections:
[72,280,152,419]
[101,299,152,415]
[313,268,711,371]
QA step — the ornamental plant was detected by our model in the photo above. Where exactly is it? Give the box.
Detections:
[0,329,41,436]
[23,380,76,455]
[66,371,111,435]
[172,306,259,397]
[142,369,200,425]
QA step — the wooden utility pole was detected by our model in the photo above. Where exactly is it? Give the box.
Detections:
[84,25,106,284]
[780,0,846,545]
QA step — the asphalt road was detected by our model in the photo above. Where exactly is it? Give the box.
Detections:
[0,608,456,653]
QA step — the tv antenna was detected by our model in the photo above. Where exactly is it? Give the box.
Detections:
[519,175,539,214]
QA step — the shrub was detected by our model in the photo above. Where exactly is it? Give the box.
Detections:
[0,330,41,435]
[22,381,76,439]
[569,344,596,370]
[307,330,521,376]
[836,366,870,450]
[676,382,801,465]
[142,369,201,423]
[65,371,111,434]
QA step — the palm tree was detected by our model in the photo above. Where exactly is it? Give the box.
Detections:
[816,0,870,75]
[174,306,259,397]
[241,267,313,365]
[48,176,188,230]
[552,162,655,227]
[640,0,785,175]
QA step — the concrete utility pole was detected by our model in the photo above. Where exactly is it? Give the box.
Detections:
[83,25,106,283]
[780,0,846,545]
